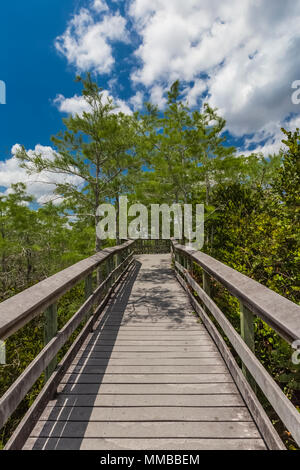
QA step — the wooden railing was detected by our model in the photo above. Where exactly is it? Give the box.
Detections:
[134,238,171,254]
[0,240,135,449]
[1,238,299,450]
[171,239,300,449]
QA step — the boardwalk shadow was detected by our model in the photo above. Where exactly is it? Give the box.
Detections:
[32,261,142,450]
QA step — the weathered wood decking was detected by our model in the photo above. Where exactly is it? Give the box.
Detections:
[24,254,266,450]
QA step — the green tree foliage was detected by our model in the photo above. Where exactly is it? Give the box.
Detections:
[16,74,141,251]
[0,183,91,301]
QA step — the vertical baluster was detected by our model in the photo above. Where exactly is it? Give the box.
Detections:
[176,250,180,268]
[85,273,93,298]
[44,303,57,382]
[202,270,211,313]
[114,253,118,281]
[105,257,110,292]
[240,302,256,391]
[119,248,124,266]
[202,270,210,295]
[110,255,114,286]
[84,273,93,319]
[107,256,111,288]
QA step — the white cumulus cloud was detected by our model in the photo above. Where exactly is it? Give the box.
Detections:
[54,89,132,115]
[52,0,300,156]
[92,0,108,13]
[55,2,128,75]
[129,91,144,110]
[128,0,300,153]
[0,144,85,205]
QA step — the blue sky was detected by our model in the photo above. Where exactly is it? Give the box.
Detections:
[0,0,300,203]
[0,1,77,156]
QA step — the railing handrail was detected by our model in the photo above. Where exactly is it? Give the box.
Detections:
[171,239,300,344]
[0,240,135,340]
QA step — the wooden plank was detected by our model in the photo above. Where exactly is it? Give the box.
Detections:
[67,365,228,374]
[30,420,261,439]
[39,406,252,422]
[52,393,246,407]
[81,339,213,346]
[98,326,205,331]
[102,321,199,326]
[85,331,210,340]
[115,303,193,308]
[76,351,221,358]
[82,335,215,345]
[99,320,197,327]
[95,332,209,339]
[57,383,239,395]
[72,357,225,366]
[106,315,196,321]
[23,437,267,450]
[60,373,234,384]
[78,346,218,352]
[98,328,205,333]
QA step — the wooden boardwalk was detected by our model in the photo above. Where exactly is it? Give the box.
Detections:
[24,254,266,450]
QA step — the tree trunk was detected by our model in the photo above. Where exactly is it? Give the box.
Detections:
[116,193,120,245]
[95,154,101,253]
[204,153,211,248]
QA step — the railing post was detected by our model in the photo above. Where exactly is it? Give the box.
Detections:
[240,302,256,391]
[44,303,57,382]
[97,265,102,286]
[179,252,184,268]
[202,270,211,295]
[171,244,174,264]
[186,255,191,274]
